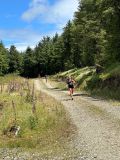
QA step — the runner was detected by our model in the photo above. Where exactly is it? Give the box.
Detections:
[66,76,75,100]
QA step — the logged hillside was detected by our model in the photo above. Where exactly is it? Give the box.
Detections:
[52,63,120,100]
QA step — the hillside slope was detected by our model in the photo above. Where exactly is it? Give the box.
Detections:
[53,63,120,100]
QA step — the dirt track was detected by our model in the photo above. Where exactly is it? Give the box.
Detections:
[34,78,120,160]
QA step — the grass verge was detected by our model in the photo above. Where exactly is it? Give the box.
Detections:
[0,75,75,154]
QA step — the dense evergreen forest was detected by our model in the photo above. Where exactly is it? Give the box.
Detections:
[0,0,120,77]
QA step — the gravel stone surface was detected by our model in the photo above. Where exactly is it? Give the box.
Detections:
[34,79,120,160]
[0,78,120,160]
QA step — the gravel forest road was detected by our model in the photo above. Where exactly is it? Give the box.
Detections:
[34,78,120,160]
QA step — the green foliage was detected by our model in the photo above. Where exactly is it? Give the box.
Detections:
[0,42,9,75]
[86,74,102,89]
[28,116,38,130]
[9,45,23,73]
[22,47,37,77]
[0,0,119,77]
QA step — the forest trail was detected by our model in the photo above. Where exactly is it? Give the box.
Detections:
[34,78,120,160]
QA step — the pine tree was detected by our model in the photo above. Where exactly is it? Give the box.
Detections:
[0,42,9,75]
[9,45,23,73]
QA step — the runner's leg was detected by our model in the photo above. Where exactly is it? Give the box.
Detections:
[71,88,74,94]
[69,88,72,95]
[70,88,73,100]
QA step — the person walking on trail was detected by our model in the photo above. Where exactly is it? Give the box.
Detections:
[45,75,47,83]
[66,76,75,100]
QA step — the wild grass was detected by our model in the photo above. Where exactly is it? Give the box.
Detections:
[0,75,74,153]
[89,87,120,100]
[86,63,120,100]
[49,78,67,90]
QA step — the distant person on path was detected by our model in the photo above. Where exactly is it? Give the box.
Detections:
[45,75,47,83]
[66,76,75,100]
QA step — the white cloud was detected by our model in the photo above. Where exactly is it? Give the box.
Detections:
[0,29,41,41]
[21,0,48,22]
[6,42,35,52]
[0,29,41,51]
[0,28,62,51]
[21,0,78,27]
[1,0,79,52]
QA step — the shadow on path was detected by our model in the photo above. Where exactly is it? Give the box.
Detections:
[73,93,104,101]
[73,93,90,97]
[62,98,73,101]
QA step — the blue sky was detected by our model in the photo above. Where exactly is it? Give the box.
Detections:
[0,0,78,51]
